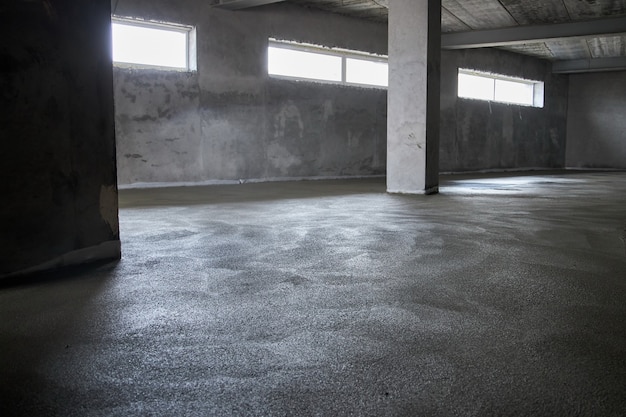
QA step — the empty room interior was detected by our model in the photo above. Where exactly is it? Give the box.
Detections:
[1,0,626,415]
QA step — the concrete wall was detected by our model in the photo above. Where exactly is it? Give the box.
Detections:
[113,1,570,185]
[565,71,626,169]
[113,1,388,185]
[440,49,569,172]
[0,0,120,277]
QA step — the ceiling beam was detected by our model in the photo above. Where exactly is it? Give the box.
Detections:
[211,0,287,10]
[442,16,626,49]
[552,57,626,73]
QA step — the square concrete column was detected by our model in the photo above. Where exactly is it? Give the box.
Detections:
[387,0,441,194]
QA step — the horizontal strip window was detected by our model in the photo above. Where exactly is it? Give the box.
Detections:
[112,17,196,71]
[268,39,388,88]
[458,69,544,108]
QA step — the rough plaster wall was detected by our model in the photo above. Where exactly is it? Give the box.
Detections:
[113,0,568,182]
[440,49,569,172]
[0,0,119,276]
[566,71,626,169]
[113,0,387,185]
[114,70,203,183]
[266,80,387,178]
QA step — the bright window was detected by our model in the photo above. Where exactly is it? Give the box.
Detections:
[268,39,388,88]
[112,17,196,71]
[268,47,342,82]
[458,69,543,108]
[346,58,389,87]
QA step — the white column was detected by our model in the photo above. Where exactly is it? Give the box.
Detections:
[387,0,441,194]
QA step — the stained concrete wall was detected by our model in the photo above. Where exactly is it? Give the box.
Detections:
[565,71,626,169]
[440,49,569,172]
[113,1,569,185]
[113,1,388,185]
[0,0,120,277]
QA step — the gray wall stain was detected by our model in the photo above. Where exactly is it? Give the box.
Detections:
[274,100,304,141]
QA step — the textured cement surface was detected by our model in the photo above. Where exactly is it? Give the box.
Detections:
[1,172,626,416]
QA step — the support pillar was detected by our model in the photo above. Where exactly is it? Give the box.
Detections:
[387,0,441,194]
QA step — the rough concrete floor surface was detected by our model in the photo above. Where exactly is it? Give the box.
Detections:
[1,171,626,416]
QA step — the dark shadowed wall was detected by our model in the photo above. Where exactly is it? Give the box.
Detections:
[0,0,119,277]
[566,71,626,169]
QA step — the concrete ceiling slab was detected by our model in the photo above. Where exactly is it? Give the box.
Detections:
[211,0,287,9]
[552,56,626,73]
[289,0,387,22]
[501,43,555,60]
[442,7,470,33]
[441,0,517,29]
[545,38,592,60]
[562,0,626,20]
[498,0,571,24]
[589,34,626,58]
[441,16,626,49]
[212,0,626,72]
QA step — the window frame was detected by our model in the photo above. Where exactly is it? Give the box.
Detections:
[111,16,197,72]
[268,38,388,89]
[457,69,544,108]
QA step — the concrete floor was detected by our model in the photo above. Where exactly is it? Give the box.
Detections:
[1,171,626,416]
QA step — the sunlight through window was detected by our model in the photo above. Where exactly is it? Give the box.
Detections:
[346,58,388,87]
[268,47,342,82]
[112,18,195,71]
[458,69,543,108]
[268,39,388,88]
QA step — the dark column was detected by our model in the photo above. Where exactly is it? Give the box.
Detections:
[0,0,120,278]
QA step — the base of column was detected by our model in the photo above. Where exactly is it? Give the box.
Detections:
[387,185,439,195]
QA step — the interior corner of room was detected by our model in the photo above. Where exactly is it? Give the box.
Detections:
[1,0,625,415]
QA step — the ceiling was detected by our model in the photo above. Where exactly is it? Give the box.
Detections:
[213,0,626,73]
